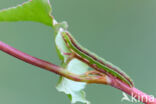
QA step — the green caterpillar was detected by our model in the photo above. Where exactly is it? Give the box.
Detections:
[62,32,134,87]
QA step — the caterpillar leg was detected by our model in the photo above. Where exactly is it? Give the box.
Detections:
[85,70,105,76]
[63,52,72,56]
[63,52,76,65]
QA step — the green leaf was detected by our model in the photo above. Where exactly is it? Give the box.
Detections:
[56,59,90,104]
[55,28,70,62]
[54,24,89,104]
[54,21,69,62]
[0,0,52,26]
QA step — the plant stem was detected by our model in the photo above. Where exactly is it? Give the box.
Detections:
[0,41,108,84]
[111,79,156,104]
[0,41,155,104]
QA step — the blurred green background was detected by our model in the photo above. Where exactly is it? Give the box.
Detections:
[0,0,156,104]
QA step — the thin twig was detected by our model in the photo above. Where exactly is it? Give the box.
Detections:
[0,41,108,84]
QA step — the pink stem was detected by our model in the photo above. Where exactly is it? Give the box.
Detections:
[111,79,156,104]
[0,41,85,82]
[0,41,155,104]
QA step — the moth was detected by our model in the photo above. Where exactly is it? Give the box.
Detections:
[62,32,134,87]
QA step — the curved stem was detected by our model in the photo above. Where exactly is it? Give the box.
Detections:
[0,41,155,104]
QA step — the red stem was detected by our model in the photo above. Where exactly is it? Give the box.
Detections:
[0,41,155,104]
[0,41,108,83]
